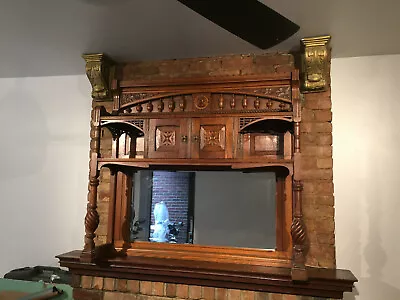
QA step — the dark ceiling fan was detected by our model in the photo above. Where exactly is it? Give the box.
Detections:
[176,0,299,49]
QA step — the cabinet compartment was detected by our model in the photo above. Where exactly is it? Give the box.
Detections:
[148,119,189,159]
[191,118,233,159]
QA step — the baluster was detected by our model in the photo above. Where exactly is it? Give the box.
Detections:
[136,104,143,113]
[254,97,260,109]
[168,98,175,112]
[147,101,153,112]
[179,96,186,111]
[230,94,236,109]
[157,99,164,112]
[81,106,101,262]
[218,94,224,110]
[242,95,248,109]
[266,100,273,110]
[294,122,300,153]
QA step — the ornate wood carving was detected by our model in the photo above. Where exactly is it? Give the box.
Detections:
[200,126,226,151]
[239,86,291,100]
[300,36,331,92]
[121,92,162,106]
[81,106,102,262]
[82,54,114,101]
[291,180,307,281]
[156,128,177,150]
[193,94,210,110]
[118,94,292,116]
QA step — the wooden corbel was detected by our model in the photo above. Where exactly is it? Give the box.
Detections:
[82,53,115,101]
[300,36,331,93]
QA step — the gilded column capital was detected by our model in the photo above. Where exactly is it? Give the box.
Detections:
[300,36,331,93]
[82,53,115,101]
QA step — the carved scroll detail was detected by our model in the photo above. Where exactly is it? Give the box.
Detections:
[300,36,331,92]
[83,54,114,100]
[121,92,162,105]
[81,106,102,262]
[291,180,308,281]
[238,86,291,100]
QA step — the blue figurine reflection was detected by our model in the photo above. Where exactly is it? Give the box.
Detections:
[150,201,170,242]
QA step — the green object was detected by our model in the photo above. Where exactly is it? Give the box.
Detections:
[0,279,73,299]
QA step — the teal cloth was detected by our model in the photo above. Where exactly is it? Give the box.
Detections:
[0,278,73,299]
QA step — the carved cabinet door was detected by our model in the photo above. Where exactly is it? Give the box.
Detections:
[191,118,233,159]
[148,119,189,158]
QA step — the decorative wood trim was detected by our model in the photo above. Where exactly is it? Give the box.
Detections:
[119,73,292,89]
[58,250,357,299]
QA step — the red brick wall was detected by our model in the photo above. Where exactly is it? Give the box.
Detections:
[151,171,190,243]
[75,275,333,300]
[90,52,335,299]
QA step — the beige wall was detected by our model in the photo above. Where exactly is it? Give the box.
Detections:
[0,75,91,276]
[332,55,400,300]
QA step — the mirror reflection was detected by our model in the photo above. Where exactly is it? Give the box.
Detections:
[131,170,276,249]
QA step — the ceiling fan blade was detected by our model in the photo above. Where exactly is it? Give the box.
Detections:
[177,0,299,49]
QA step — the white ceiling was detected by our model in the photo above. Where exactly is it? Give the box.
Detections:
[1,0,400,78]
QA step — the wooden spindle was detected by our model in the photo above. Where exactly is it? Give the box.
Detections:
[230,94,236,109]
[147,101,153,112]
[242,95,248,109]
[218,94,224,109]
[254,97,260,109]
[294,122,300,153]
[168,98,175,112]
[157,99,164,112]
[179,96,186,111]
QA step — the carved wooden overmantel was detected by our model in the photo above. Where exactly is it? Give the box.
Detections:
[59,36,356,299]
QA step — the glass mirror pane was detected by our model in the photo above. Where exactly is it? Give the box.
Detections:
[130,170,276,250]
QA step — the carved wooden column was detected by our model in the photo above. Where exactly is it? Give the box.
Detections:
[81,106,101,262]
[291,69,308,280]
[291,180,307,280]
[81,54,114,262]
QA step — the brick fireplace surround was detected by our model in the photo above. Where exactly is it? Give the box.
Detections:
[59,50,356,300]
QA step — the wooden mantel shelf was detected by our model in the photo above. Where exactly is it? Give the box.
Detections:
[97,158,294,171]
[57,251,357,299]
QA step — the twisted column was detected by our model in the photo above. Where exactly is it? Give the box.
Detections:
[291,180,308,280]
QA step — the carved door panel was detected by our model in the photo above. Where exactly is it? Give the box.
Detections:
[191,118,233,159]
[148,119,189,158]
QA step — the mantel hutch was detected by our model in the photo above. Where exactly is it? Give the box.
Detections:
[58,36,357,299]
